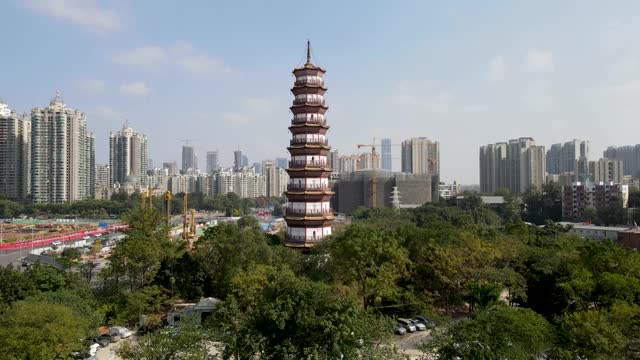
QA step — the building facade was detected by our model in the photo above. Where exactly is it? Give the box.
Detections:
[381,138,392,171]
[109,124,148,187]
[263,161,289,198]
[604,145,640,177]
[401,137,440,175]
[206,151,219,173]
[562,181,629,221]
[590,158,624,184]
[284,43,335,248]
[30,92,94,203]
[0,101,30,200]
[333,170,432,213]
[182,145,197,172]
[480,138,545,194]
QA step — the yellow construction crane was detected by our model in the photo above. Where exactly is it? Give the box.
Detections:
[190,208,196,238]
[164,191,172,229]
[141,191,147,209]
[182,193,189,241]
[357,140,378,208]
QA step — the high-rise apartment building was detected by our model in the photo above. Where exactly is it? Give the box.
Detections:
[381,138,392,171]
[95,164,111,199]
[234,150,243,170]
[263,161,289,198]
[162,161,178,176]
[109,124,148,186]
[604,145,640,177]
[31,91,94,203]
[357,152,380,170]
[252,162,262,174]
[479,142,507,193]
[181,145,197,172]
[275,157,288,168]
[0,101,30,200]
[547,140,590,180]
[401,137,439,175]
[590,158,624,184]
[480,137,545,194]
[206,151,219,173]
[546,143,562,174]
[242,155,249,168]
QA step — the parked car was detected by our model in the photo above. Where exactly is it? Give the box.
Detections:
[394,326,407,335]
[52,240,62,246]
[397,318,416,332]
[410,319,427,331]
[83,236,91,240]
[415,315,436,329]
[94,234,101,237]
[110,326,134,339]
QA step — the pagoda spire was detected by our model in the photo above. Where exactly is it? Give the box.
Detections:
[305,40,312,66]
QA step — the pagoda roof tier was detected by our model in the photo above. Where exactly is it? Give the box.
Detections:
[288,148,330,156]
[292,66,326,76]
[286,168,332,176]
[284,213,336,222]
[285,191,334,198]
[291,86,326,96]
[290,104,328,114]
[287,144,330,151]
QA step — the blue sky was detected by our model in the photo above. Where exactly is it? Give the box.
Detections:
[3,0,640,184]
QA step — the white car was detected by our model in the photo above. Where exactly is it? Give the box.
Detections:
[110,326,134,339]
[51,240,62,246]
[83,236,91,240]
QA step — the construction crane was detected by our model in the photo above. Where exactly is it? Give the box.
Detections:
[141,191,147,209]
[182,193,188,241]
[357,140,378,208]
[147,187,153,210]
[164,190,172,229]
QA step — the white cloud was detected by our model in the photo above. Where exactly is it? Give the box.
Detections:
[24,0,123,34]
[113,42,231,75]
[77,79,106,93]
[488,55,507,81]
[244,97,277,114]
[113,47,167,69]
[525,49,555,73]
[177,55,230,74]
[119,82,151,96]
[223,112,251,125]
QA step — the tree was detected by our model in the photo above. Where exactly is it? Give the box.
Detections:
[116,315,212,360]
[217,265,404,360]
[328,224,411,309]
[553,309,627,359]
[423,305,552,360]
[193,222,271,298]
[522,183,562,224]
[0,302,92,359]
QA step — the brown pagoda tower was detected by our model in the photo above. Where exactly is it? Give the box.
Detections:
[284,41,335,249]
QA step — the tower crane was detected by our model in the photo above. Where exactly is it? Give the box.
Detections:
[357,140,378,208]
[164,190,172,229]
[182,193,189,241]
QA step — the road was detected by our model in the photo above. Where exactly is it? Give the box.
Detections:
[0,227,125,267]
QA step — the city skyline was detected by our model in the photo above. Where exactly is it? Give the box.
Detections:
[4,1,640,184]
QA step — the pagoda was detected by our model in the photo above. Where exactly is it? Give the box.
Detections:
[284,42,335,248]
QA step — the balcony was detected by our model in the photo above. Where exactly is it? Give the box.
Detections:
[292,117,326,126]
[293,98,326,106]
[288,160,328,168]
[286,234,326,243]
[285,208,334,216]
[287,183,331,191]
[289,138,328,146]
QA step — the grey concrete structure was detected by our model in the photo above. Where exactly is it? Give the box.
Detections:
[206,151,219,173]
[333,170,432,213]
[381,138,392,171]
[181,145,197,172]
